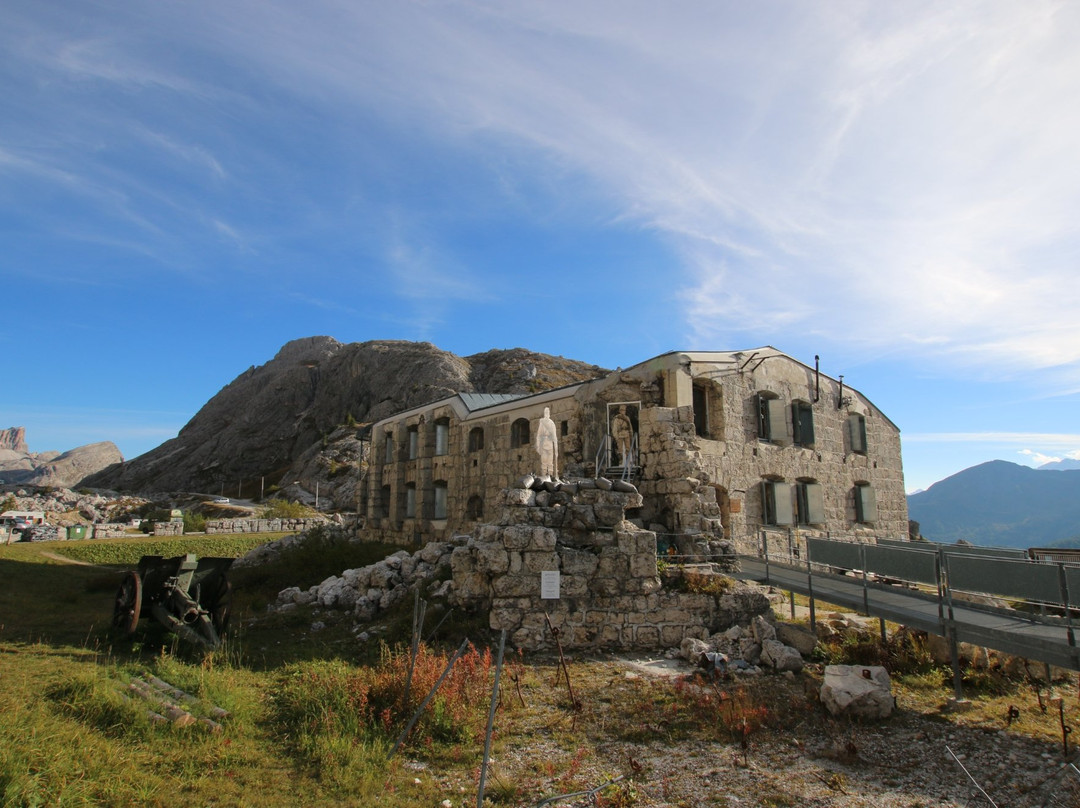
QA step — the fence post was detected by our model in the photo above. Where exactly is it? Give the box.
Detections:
[943,553,964,701]
[860,543,870,616]
[477,629,508,808]
[762,530,770,584]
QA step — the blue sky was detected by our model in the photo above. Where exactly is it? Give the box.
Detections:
[3,1,1080,493]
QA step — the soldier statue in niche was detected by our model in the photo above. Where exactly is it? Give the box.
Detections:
[610,404,635,470]
[535,407,559,480]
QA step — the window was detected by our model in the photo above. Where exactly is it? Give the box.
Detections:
[847,414,867,454]
[383,433,394,464]
[791,401,814,447]
[693,383,724,439]
[468,427,485,452]
[855,483,877,523]
[761,479,794,526]
[466,494,484,520]
[433,481,448,519]
[434,419,450,456]
[693,385,709,437]
[408,426,419,460]
[796,480,824,525]
[380,485,391,518]
[405,483,416,518]
[510,418,530,448]
[756,393,786,442]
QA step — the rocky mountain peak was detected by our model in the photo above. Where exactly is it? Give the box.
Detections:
[81,339,608,497]
[0,426,29,453]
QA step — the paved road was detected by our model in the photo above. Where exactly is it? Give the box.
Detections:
[734,556,1080,671]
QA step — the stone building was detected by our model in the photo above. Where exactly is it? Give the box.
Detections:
[363,348,907,556]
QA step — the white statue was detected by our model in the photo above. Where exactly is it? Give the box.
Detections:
[535,406,559,480]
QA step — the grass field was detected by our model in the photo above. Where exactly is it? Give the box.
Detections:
[3,533,1080,808]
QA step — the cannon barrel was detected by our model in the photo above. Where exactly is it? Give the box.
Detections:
[113,553,234,649]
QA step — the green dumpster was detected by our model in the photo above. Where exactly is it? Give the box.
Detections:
[66,525,88,540]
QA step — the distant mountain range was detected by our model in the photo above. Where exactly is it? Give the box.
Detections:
[1038,458,1080,471]
[907,460,1080,549]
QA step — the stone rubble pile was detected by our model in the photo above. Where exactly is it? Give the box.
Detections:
[271,538,459,624]
[1,486,149,527]
[678,613,813,674]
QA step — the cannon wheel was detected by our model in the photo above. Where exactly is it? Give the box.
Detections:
[203,576,232,636]
[113,571,142,635]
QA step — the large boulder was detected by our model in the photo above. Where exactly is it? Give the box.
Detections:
[760,639,804,672]
[776,622,818,656]
[820,665,894,719]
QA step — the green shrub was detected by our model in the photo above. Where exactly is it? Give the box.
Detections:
[182,511,206,533]
[261,499,316,519]
[272,642,492,760]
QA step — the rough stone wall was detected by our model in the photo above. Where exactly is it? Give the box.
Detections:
[204,517,328,534]
[626,356,908,557]
[153,521,183,536]
[450,484,769,651]
[92,523,134,539]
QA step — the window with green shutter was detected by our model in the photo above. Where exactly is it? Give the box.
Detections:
[756,394,787,443]
[855,483,877,523]
[847,413,867,454]
[762,480,794,525]
[796,481,824,524]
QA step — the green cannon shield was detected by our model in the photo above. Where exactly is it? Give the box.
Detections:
[113,554,233,648]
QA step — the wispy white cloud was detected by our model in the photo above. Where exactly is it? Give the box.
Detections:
[1019,449,1061,466]
[905,432,1080,445]
[5,0,1080,384]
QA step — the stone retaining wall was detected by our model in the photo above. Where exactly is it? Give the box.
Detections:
[93,523,135,539]
[205,517,328,534]
[451,482,767,651]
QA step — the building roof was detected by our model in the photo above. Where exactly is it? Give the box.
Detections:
[458,393,526,412]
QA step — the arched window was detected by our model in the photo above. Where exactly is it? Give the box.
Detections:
[434,419,450,456]
[510,418,530,448]
[466,494,484,520]
[433,481,448,519]
[468,426,485,452]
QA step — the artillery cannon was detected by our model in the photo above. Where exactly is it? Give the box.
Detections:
[113,554,233,648]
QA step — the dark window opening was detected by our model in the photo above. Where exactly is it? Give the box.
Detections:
[466,494,484,520]
[510,418,530,448]
[468,427,485,452]
[693,385,709,437]
[792,401,815,447]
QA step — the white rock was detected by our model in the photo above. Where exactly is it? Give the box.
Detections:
[820,664,894,719]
